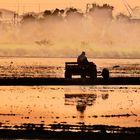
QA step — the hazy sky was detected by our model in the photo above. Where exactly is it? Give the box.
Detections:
[0,0,140,15]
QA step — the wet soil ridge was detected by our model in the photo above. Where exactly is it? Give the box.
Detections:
[0,77,139,85]
[0,124,140,139]
[0,123,140,134]
[0,113,20,116]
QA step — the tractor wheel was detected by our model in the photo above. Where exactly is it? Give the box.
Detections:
[102,68,109,81]
[65,71,72,79]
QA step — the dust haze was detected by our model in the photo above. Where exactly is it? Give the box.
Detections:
[0,4,140,58]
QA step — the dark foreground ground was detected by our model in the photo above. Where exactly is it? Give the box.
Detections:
[0,77,139,139]
[0,77,139,85]
[0,124,140,139]
[0,130,140,139]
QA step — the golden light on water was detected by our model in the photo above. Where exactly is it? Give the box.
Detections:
[0,85,140,130]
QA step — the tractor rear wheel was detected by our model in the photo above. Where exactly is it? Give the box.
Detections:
[102,68,109,81]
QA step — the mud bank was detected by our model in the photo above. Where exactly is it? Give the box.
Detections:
[0,77,139,85]
[0,130,139,139]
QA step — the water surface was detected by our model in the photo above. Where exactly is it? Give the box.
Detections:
[0,85,140,131]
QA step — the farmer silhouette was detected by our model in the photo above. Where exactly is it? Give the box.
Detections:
[77,51,88,65]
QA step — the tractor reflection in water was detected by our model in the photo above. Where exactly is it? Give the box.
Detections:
[76,94,97,113]
[65,93,109,114]
[65,94,97,113]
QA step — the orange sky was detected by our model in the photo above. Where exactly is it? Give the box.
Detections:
[0,0,140,15]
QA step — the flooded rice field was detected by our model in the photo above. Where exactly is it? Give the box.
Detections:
[0,57,139,132]
[0,85,140,131]
[0,57,139,78]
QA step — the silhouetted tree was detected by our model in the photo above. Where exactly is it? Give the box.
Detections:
[52,8,64,21]
[60,9,64,15]
[65,7,84,21]
[52,8,59,16]
[87,3,114,22]
[43,8,64,21]
[43,10,52,17]
[21,13,36,24]
[66,8,78,16]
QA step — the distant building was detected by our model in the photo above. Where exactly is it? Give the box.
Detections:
[0,9,19,24]
[116,13,130,22]
[120,0,140,23]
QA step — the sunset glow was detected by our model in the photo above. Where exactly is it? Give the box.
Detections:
[0,1,140,138]
[0,0,140,15]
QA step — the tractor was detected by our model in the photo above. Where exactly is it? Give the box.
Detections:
[65,62,109,81]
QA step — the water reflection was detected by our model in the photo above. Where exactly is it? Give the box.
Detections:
[65,93,109,114]
[101,94,109,100]
[0,85,140,131]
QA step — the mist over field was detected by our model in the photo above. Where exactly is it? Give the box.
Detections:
[0,4,140,58]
